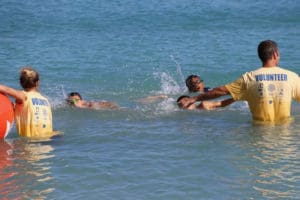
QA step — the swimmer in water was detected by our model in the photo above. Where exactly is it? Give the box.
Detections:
[137,74,210,104]
[177,95,234,110]
[185,74,211,93]
[66,92,119,110]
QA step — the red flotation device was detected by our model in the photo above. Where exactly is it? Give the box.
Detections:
[0,93,14,139]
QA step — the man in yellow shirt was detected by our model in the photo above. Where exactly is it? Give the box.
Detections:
[180,40,300,123]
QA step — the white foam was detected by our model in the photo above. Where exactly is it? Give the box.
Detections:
[153,71,186,95]
[228,101,249,111]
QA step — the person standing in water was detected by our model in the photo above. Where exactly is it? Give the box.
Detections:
[0,67,56,138]
[180,40,300,123]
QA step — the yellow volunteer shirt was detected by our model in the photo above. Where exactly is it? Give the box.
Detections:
[15,91,54,138]
[225,67,300,122]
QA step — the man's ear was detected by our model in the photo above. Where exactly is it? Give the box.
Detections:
[273,51,279,60]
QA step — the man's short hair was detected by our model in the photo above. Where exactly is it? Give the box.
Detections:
[258,40,278,63]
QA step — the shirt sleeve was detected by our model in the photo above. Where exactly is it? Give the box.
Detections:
[225,76,247,101]
[292,75,300,101]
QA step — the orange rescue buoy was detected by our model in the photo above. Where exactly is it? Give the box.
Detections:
[0,93,14,139]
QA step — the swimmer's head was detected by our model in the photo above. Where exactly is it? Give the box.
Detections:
[177,95,197,110]
[177,95,189,109]
[66,92,82,106]
[19,67,39,90]
[185,74,204,92]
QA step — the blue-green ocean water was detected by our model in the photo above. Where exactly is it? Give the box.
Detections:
[1,0,300,199]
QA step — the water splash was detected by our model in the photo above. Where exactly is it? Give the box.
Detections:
[46,84,68,110]
[170,54,185,86]
[228,101,249,111]
[155,97,179,114]
[60,85,68,99]
[153,72,186,95]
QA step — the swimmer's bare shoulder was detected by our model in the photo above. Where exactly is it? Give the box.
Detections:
[91,101,120,109]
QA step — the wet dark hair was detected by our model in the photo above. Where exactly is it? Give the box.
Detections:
[66,92,82,105]
[176,95,190,108]
[176,95,190,103]
[185,74,201,92]
[67,92,82,100]
[257,40,278,64]
[19,67,39,89]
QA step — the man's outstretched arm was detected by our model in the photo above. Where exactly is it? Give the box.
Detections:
[181,86,230,108]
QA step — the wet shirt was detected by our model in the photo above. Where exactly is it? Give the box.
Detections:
[15,91,53,138]
[225,67,300,122]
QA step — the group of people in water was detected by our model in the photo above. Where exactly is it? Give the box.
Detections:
[65,73,233,111]
[1,39,300,139]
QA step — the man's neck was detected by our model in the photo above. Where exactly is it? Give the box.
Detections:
[25,87,38,92]
[263,55,279,68]
[263,61,277,68]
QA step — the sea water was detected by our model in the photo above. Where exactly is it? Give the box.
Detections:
[0,0,300,199]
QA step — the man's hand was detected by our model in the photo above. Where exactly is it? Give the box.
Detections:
[180,96,196,108]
